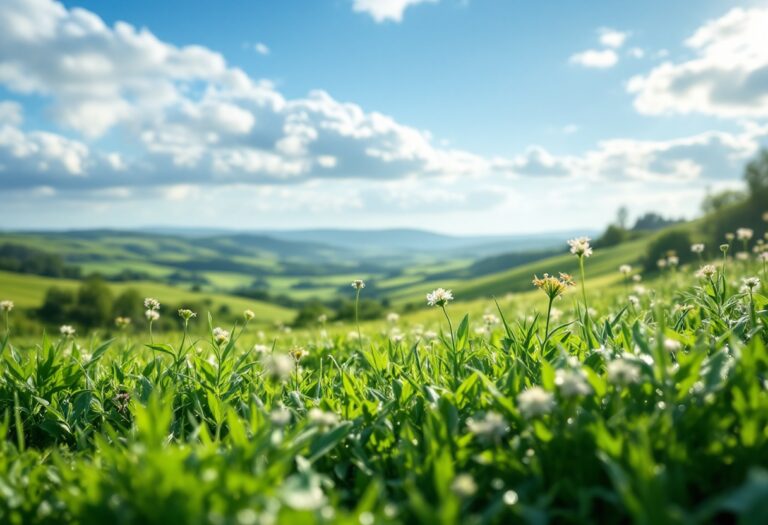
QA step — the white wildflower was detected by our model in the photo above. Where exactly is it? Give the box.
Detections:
[555,369,592,398]
[606,359,641,386]
[517,387,555,419]
[695,265,717,279]
[619,264,632,275]
[145,309,160,322]
[466,412,508,440]
[568,237,593,257]
[741,276,761,292]
[691,243,705,254]
[351,279,365,290]
[663,338,682,353]
[450,474,477,497]
[386,312,400,324]
[0,300,13,312]
[59,325,76,337]
[144,297,160,311]
[307,408,339,427]
[426,288,454,307]
[736,228,753,241]
[212,327,230,346]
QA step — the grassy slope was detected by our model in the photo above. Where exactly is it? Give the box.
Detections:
[0,270,295,324]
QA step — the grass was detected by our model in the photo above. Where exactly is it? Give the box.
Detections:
[0,270,295,324]
[0,241,766,524]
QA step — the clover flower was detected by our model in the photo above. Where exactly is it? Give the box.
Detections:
[0,300,13,312]
[555,369,592,398]
[483,313,500,325]
[212,327,230,346]
[386,312,400,324]
[466,411,508,440]
[619,264,632,275]
[663,338,682,353]
[532,273,574,300]
[736,252,749,261]
[351,279,365,290]
[307,408,339,427]
[289,346,309,361]
[178,308,196,321]
[243,309,255,321]
[114,316,131,329]
[657,259,667,268]
[144,297,160,311]
[270,406,292,427]
[691,243,705,254]
[606,359,641,386]
[568,237,593,257]
[517,387,555,419]
[263,354,293,381]
[60,325,76,337]
[667,255,679,267]
[695,264,717,279]
[741,276,761,293]
[426,288,454,307]
[628,295,640,308]
[450,474,477,498]
[736,228,753,241]
[145,309,160,322]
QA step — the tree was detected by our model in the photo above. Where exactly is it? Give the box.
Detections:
[745,148,768,195]
[616,206,629,230]
[701,188,747,214]
[37,287,76,325]
[112,288,144,322]
[72,277,114,329]
[644,230,692,271]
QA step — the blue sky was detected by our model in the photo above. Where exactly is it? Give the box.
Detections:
[1,0,767,233]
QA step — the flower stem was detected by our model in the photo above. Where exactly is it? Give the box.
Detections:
[355,289,363,354]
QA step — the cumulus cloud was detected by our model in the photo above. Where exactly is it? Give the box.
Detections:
[628,7,768,117]
[352,0,437,23]
[570,49,619,69]
[0,0,765,226]
[599,28,628,48]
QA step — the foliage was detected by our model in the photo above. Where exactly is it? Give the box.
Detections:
[644,229,692,271]
[0,246,767,524]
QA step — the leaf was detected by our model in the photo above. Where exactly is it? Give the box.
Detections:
[456,314,470,351]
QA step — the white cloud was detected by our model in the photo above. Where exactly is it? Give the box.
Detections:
[570,49,618,69]
[628,7,768,118]
[628,47,645,59]
[352,0,437,23]
[599,28,628,48]
[0,100,23,126]
[254,42,270,55]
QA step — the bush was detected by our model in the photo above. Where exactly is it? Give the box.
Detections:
[644,229,692,271]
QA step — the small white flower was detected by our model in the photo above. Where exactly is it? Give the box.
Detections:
[243,309,255,321]
[144,297,160,311]
[567,237,593,257]
[690,243,705,254]
[628,295,640,308]
[212,327,230,345]
[59,325,76,337]
[423,330,438,341]
[263,354,293,381]
[483,313,500,325]
[619,264,632,275]
[741,276,761,292]
[725,232,735,241]
[517,387,555,419]
[0,300,13,312]
[667,255,679,267]
[386,312,400,324]
[663,338,682,353]
[632,274,642,283]
[317,314,328,324]
[555,369,592,398]
[145,309,160,322]
[606,359,641,387]
[270,406,292,427]
[695,265,717,279]
[450,474,477,498]
[426,288,454,307]
[307,408,339,427]
[253,344,269,354]
[736,251,750,261]
[351,279,365,290]
[466,411,508,440]
[657,259,667,268]
[178,308,196,321]
[736,228,753,241]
